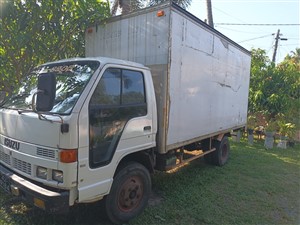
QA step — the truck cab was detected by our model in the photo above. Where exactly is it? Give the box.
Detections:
[0,57,157,222]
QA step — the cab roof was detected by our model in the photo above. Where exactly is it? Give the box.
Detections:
[41,57,149,70]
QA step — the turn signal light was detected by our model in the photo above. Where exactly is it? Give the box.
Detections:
[157,10,165,17]
[59,149,77,163]
[34,198,45,210]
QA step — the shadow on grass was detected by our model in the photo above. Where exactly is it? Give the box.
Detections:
[1,197,112,225]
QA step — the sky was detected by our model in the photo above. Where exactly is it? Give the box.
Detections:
[187,0,300,64]
[1,0,298,63]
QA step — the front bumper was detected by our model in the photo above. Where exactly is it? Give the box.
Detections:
[0,164,69,213]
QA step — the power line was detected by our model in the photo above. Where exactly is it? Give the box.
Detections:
[215,25,269,34]
[237,34,273,43]
[281,43,300,46]
[212,6,267,33]
[213,7,247,24]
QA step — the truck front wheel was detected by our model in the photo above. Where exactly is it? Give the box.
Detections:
[105,162,151,225]
[211,136,230,166]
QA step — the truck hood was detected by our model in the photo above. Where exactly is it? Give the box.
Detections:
[0,109,60,148]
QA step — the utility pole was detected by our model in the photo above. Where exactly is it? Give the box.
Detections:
[272,29,288,63]
[206,0,214,28]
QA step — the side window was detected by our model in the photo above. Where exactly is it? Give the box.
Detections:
[90,68,121,105]
[89,68,147,168]
[122,70,145,104]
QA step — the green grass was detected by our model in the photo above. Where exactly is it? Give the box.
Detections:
[1,139,300,225]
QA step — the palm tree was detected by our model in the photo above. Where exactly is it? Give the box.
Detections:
[111,0,143,15]
[284,48,300,65]
[206,0,214,27]
[290,48,300,62]
[111,0,192,16]
[148,0,191,9]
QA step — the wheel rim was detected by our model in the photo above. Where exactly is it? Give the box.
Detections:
[117,175,144,212]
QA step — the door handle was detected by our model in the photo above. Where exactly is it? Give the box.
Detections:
[144,126,151,131]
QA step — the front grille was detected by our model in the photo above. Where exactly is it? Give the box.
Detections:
[37,147,55,159]
[13,158,31,175]
[0,150,11,165]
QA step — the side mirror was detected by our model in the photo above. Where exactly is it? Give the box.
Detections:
[36,73,56,112]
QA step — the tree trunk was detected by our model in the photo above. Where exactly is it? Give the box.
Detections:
[206,0,214,28]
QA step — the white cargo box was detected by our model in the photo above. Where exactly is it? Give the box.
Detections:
[85,3,251,154]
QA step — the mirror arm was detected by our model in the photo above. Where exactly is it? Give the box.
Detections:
[31,90,44,112]
[38,113,64,125]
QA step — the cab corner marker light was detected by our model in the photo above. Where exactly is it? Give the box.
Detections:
[157,10,165,17]
[60,149,77,163]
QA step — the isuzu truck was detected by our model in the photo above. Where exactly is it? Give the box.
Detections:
[0,2,251,224]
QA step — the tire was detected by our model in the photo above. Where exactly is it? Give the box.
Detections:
[105,162,151,225]
[211,136,230,166]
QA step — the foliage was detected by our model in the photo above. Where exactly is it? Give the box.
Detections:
[276,114,297,139]
[278,122,296,139]
[249,48,300,127]
[283,48,300,69]
[148,0,192,8]
[111,0,144,15]
[247,115,257,129]
[0,0,110,92]
[111,0,192,15]
[264,118,278,132]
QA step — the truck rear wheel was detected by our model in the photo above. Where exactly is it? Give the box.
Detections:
[204,136,230,166]
[211,136,230,166]
[104,162,151,225]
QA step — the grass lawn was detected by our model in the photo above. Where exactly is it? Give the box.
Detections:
[1,138,299,225]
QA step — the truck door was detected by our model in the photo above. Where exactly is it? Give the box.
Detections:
[77,66,155,202]
[89,68,147,167]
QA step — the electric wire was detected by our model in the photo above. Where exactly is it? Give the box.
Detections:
[237,34,273,43]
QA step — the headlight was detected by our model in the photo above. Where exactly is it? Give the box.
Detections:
[52,170,63,183]
[36,166,47,179]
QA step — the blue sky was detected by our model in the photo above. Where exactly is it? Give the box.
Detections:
[187,0,300,63]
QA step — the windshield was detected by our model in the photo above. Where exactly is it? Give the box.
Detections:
[1,60,100,114]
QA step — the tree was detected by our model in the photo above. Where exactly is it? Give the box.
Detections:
[248,48,272,115]
[206,0,214,27]
[148,0,191,8]
[111,0,192,16]
[283,48,300,69]
[0,0,110,92]
[111,0,143,15]
[276,49,300,130]
[249,48,300,130]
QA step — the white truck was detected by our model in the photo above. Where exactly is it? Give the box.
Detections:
[0,2,251,224]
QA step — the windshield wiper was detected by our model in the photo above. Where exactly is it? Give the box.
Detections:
[18,109,34,114]
[11,93,30,99]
